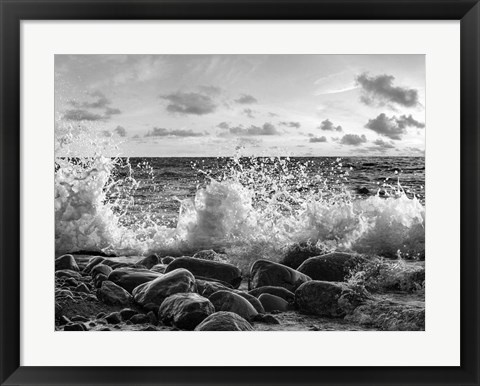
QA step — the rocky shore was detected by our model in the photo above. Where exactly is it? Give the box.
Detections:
[55,247,425,332]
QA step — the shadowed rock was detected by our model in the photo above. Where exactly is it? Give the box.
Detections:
[134,254,159,269]
[296,252,364,282]
[209,290,258,321]
[195,311,254,331]
[133,268,196,310]
[280,242,327,269]
[90,264,113,279]
[55,254,79,272]
[258,293,290,312]
[97,281,132,306]
[108,267,162,293]
[248,286,295,303]
[196,279,233,297]
[159,293,214,330]
[165,257,242,288]
[250,260,311,292]
[83,256,105,274]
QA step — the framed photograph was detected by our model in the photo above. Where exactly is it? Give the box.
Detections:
[1,0,479,385]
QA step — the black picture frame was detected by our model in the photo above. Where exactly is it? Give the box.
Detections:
[1,1,479,385]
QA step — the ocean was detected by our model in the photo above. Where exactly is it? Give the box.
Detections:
[55,155,425,265]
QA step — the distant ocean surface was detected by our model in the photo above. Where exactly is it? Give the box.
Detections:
[111,156,425,227]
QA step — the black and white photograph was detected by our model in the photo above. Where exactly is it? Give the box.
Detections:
[54,54,426,332]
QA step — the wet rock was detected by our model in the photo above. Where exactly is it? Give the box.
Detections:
[248,286,295,303]
[258,293,290,312]
[96,312,106,319]
[74,283,90,294]
[105,312,122,325]
[345,299,425,331]
[196,279,233,297]
[195,311,254,331]
[64,278,78,287]
[133,268,196,309]
[134,254,159,269]
[90,264,113,279]
[55,269,82,279]
[64,323,86,331]
[295,280,365,317]
[108,267,162,293]
[161,256,175,265]
[98,281,132,306]
[147,311,158,325]
[83,256,105,274]
[129,314,149,324]
[209,290,258,321]
[58,315,71,325]
[296,252,364,282]
[166,257,242,288]
[71,315,88,322]
[119,308,137,321]
[150,264,167,274]
[250,260,311,292]
[233,291,265,314]
[55,254,79,272]
[280,242,327,269]
[100,327,111,331]
[94,273,108,288]
[356,187,370,195]
[158,293,214,330]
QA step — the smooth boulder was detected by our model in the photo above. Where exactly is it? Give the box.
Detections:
[295,280,362,317]
[159,293,214,330]
[97,281,132,306]
[258,293,289,312]
[133,268,196,310]
[55,254,79,271]
[83,256,105,274]
[134,254,159,269]
[280,242,327,269]
[90,264,113,279]
[108,267,162,293]
[250,260,311,292]
[196,279,233,297]
[208,290,258,321]
[194,311,254,331]
[165,257,242,288]
[248,286,295,303]
[296,252,364,282]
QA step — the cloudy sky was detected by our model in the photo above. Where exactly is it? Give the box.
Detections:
[55,55,425,157]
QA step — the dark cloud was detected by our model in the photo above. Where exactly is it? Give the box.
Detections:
[145,127,205,137]
[234,94,258,104]
[105,107,122,116]
[69,91,111,109]
[242,108,256,118]
[236,138,262,147]
[279,121,301,129]
[161,92,217,115]
[224,122,279,136]
[114,126,127,137]
[363,139,396,153]
[309,136,327,143]
[318,119,342,132]
[406,146,425,155]
[63,109,105,121]
[356,73,419,107]
[364,113,425,140]
[340,134,367,146]
[217,122,230,129]
[268,112,279,117]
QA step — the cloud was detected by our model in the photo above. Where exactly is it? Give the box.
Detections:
[242,108,256,118]
[69,91,110,109]
[318,119,342,132]
[236,138,262,147]
[63,109,105,121]
[279,121,301,129]
[161,92,217,115]
[223,122,280,136]
[268,112,279,117]
[356,73,419,107]
[406,146,425,155]
[197,85,222,96]
[340,134,367,146]
[234,94,258,104]
[309,136,327,143]
[363,139,396,153]
[145,127,205,137]
[217,122,230,129]
[105,107,122,116]
[114,126,127,137]
[364,113,425,140]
